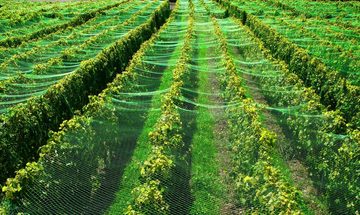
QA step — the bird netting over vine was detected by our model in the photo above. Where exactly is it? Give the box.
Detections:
[1,0,359,214]
[0,0,164,113]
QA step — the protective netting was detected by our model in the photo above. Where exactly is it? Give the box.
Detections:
[272,0,360,22]
[1,0,359,214]
[2,1,190,214]
[0,0,163,113]
[0,0,100,39]
[217,16,353,212]
[229,0,360,85]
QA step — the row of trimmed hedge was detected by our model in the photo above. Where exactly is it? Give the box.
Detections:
[0,0,171,184]
[213,0,360,127]
[0,0,130,48]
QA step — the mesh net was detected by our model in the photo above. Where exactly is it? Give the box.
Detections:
[0,0,126,41]
[0,0,163,113]
[229,0,360,85]
[1,0,359,214]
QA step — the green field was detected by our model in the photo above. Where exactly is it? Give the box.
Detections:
[0,0,359,214]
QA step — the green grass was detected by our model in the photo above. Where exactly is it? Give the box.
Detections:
[106,26,186,215]
[190,19,224,214]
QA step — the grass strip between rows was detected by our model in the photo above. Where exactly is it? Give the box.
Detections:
[124,1,195,214]
[189,7,224,213]
[105,1,187,213]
